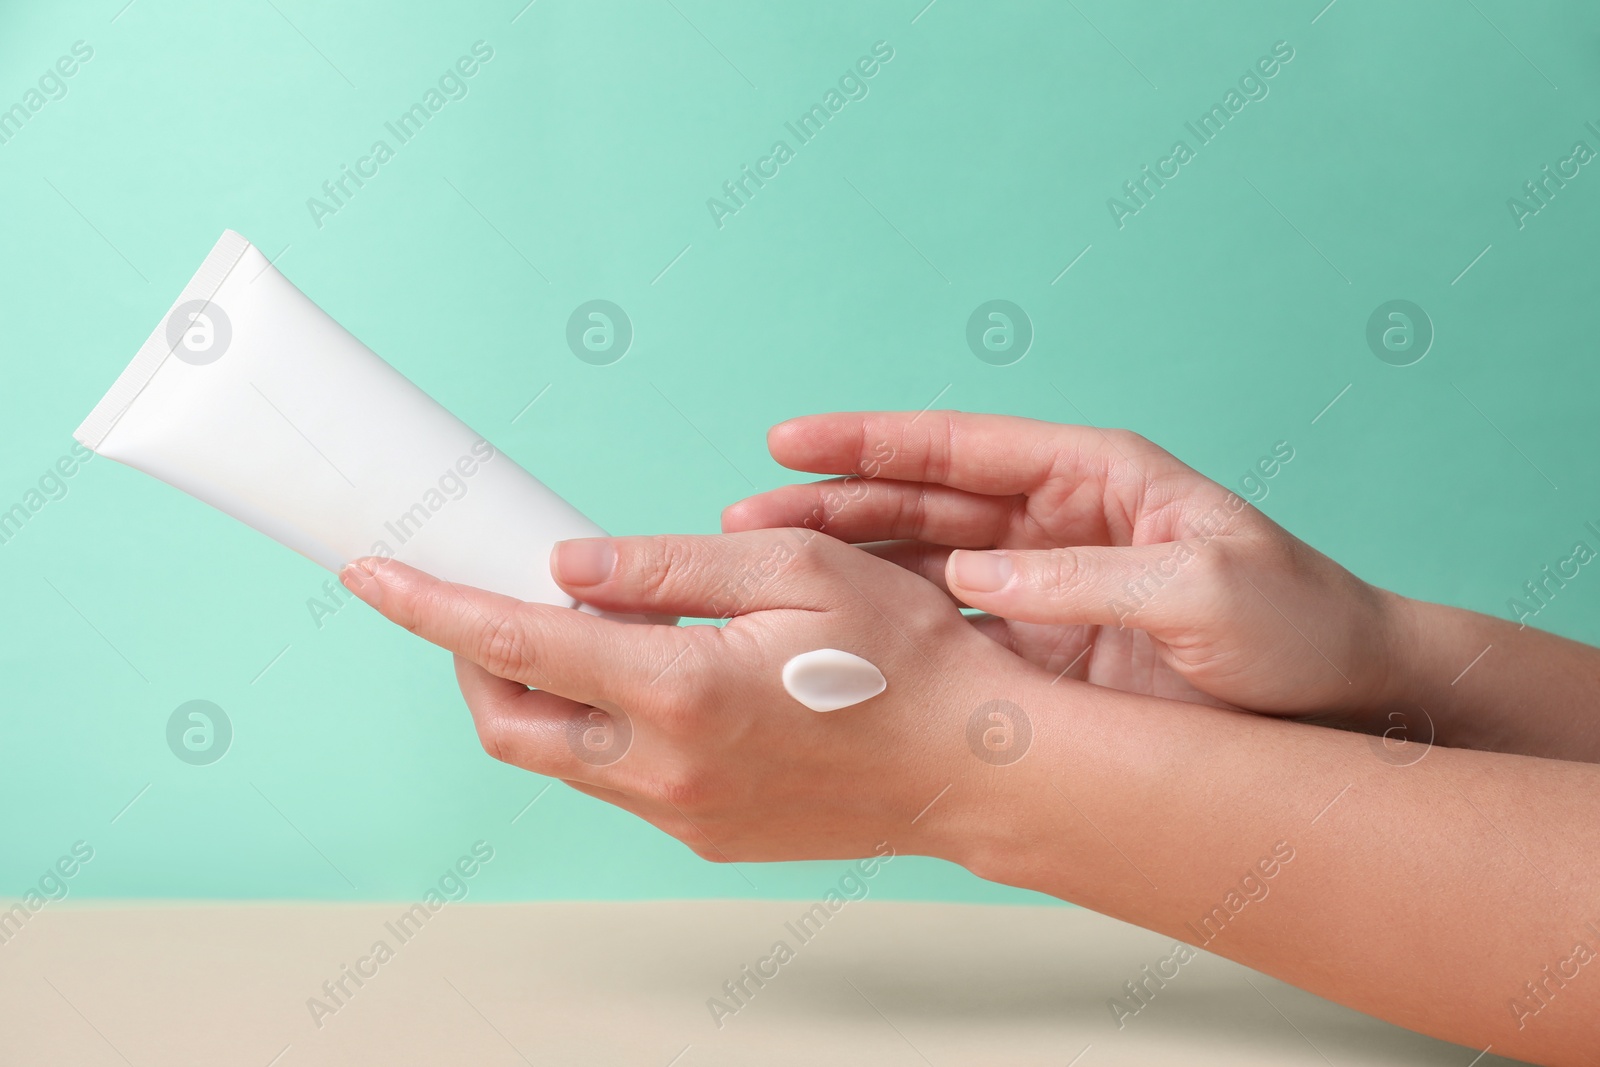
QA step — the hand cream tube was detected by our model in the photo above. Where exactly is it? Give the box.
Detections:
[75,230,654,624]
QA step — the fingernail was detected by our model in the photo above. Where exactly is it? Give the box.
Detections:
[340,557,385,606]
[950,550,1012,592]
[553,538,616,586]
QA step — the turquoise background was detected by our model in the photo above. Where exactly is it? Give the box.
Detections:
[2,0,1597,903]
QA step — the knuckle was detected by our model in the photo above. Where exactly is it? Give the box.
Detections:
[785,532,825,573]
[892,483,931,540]
[473,713,517,765]
[645,676,709,734]
[788,531,841,581]
[1041,549,1087,598]
[391,592,429,637]
[1109,428,1178,468]
[634,540,681,601]
[1184,540,1234,593]
[476,617,532,680]
[1105,427,1151,453]
[930,412,958,484]
[651,766,714,812]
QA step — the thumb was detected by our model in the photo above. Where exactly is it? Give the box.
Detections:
[945,543,1205,629]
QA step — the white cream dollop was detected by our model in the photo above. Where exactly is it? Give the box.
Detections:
[781,648,886,712]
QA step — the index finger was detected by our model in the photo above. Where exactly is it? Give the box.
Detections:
[340,557,677,706]
[765,411,1194,497]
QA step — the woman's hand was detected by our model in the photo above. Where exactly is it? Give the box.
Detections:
[337,451,1600,1064]
[722,411,1408,725]
[338,529,1039,864]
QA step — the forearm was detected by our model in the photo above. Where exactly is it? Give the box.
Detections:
[934,673,1600,1064]
[1379,593,1600,762]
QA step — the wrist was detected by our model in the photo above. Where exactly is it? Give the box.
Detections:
[1364,588,1446,726]
[908,652,1078,877]
[923,659,1125,891]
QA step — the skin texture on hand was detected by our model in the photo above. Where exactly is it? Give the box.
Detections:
[339,525,1600,1065]
[336,410,1600,1065]
[722,410,1600,761]
[339,529,1032,864]
[721,410,1403,721]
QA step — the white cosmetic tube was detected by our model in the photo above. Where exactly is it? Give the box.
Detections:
[76,230,651,624]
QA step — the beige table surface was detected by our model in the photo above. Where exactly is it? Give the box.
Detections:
[0,899,1525,1066]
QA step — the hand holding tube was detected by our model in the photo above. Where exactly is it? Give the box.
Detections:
[338,529,1024,863]
[343,520,1600,1065]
